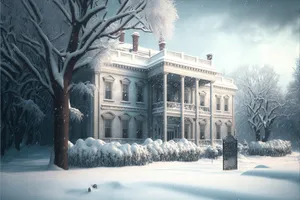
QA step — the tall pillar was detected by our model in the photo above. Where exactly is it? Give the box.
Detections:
[181,75,185,138]
[148,80,152,138]
[93,73,99,138]
[195,78,199,145]
[210,81,213,146]
[163,73,168,141]
[232,95,235,136]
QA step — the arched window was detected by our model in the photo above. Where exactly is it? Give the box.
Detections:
[120,78,131,102]
[119,113,131,138]
[103,75,115,100]
[135,114,145,139]
[101,112,116,138]
[215,120,223,139]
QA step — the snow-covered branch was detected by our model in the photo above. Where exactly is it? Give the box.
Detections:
[69,81,96,97]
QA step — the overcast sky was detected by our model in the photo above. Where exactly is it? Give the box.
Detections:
[125,0,300,89]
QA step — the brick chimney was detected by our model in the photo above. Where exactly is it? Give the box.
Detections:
[159,38,166,51]
[119,30,125,43]
[131,32,140,52]
[206,54,213,60]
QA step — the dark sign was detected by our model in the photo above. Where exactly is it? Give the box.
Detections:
[223,135,238,170]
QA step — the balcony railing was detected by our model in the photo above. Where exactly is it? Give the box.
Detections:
[167,102,181,109]
[152,101,210,113]
[200,106,210,113]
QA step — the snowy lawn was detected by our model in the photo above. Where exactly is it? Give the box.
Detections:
[1,146,299,200]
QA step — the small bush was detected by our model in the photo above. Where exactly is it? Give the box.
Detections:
[248,139,292,157]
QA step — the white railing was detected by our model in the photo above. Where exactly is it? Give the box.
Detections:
[110,49,213,68]
[167,102,181,109]
[110,49,149,65]
[165,50,212,66]
[184,103,195,111]
[199,106,210,113]
[215,76,234,84]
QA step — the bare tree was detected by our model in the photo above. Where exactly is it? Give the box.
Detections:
[0,0,178,169]
[232,65,284,142]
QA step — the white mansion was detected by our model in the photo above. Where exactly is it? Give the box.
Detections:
[89,31,237,145]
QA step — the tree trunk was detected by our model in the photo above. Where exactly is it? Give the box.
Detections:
[262,128,270,142]
[255,131,261,141]
[53,84,70,170]
[1,124,6,156]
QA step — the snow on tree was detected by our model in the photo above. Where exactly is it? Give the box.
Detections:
[232,65,285,142]
[0,0,178,169]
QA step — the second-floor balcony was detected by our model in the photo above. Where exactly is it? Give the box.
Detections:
[152,101,210,114]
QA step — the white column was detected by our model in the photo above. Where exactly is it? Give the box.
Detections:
[195,78,199,145]
[232,95,235,136]
[163,73,168,141]
[93,73,99,138]
[181,76,185,138]
[210,81,213,146]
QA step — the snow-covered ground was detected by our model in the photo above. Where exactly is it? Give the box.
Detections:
[1,146,299,200]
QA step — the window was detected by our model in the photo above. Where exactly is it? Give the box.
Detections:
[200,125,205,139]
[184,125,189,139]
[200,95,205,106]
[224,98,229,111]
[156,88,161,102]
[122,84,129,101]
[216,125,221,139]
[227,125,232,136]
[122,120,129,138]
[105,82,112,99]
[136,120,143,138]
[216,97,221,110]
[104,119,112,137]
[137,86,143,102]
[184,91,189,103]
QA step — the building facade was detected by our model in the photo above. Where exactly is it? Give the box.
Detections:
[91,31,237,145]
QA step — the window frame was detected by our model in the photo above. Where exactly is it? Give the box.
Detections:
[104,119,112,138]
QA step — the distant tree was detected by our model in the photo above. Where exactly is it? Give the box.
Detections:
[232,65,284,142]
[283,60,300,144]
[0,0,178,169]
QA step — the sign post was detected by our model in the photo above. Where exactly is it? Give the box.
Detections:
[223,135,238,170]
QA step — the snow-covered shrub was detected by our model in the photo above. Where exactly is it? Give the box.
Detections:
[248,140,292,157]
[215,144,223,156]
[68,137,152,167]
[68,138,205,167]
[203,145,219,159]
[238,141,249,155]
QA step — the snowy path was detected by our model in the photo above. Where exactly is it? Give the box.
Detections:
[1,146,300,200]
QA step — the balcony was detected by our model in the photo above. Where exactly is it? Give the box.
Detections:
[152,101,210,114]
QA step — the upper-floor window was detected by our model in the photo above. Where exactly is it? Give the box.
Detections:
[121,78,131,102]
[122,84,129,101]
[216,125,221,139]
[104,119,112,137]
[200,95,205,106]
[216,96,221,110]
[137,86,143,102]
[224,97,229,111]
[103,75,115,100]
[105,82,112,99]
